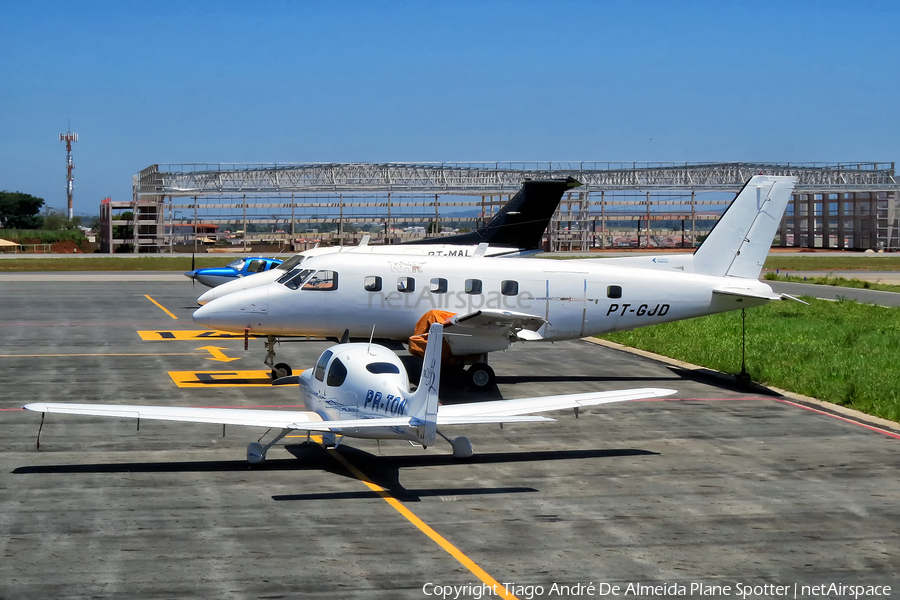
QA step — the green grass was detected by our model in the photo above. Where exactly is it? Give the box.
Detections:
[763,256,900,271]
[0,256,230,271]
[600,298,900,423]
[763,273,900,293]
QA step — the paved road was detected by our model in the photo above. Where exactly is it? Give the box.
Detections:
[0,279,897,598]
[767,280,900,307]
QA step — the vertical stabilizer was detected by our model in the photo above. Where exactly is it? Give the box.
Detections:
[408,322,442,446]
[401,178,580,250]
[693,175,797,278]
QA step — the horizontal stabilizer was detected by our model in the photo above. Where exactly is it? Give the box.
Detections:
[712,288,781,302]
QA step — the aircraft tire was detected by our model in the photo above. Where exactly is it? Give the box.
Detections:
[272,363,292,379]
[467,363,495,389]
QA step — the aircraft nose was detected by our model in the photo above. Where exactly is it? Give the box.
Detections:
[192,288,269,332]
[197,287,218,306]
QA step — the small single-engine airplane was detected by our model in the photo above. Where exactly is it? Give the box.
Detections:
[195,178,578,305]
[184,256,283,288]
[193,175,801,386]
[23,323,676,463]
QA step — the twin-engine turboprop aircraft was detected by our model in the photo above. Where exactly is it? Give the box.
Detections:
[195,177,579,306]
[23,323,676,463]
[192,176,800,386]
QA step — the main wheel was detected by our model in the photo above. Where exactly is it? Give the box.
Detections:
[271,362,292,379]
[247,442,266,464]
[451,436,474,459]
[467,362,495,389]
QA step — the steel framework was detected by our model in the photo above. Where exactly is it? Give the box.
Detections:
[137,161,897,196]
[119,162,899,253]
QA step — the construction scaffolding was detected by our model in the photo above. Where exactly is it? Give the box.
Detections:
[108,162,898,253]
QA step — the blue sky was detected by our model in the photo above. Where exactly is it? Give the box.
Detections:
[1,1,897,216]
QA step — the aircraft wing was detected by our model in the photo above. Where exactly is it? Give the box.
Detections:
[437,387,677,420]
[22,403,552,430]
[442,309,548,353]
[23,403,327,429]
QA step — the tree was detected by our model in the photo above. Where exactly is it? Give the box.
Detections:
[0,191,45,229]
[42,213,81,231]
[113,211,134,241]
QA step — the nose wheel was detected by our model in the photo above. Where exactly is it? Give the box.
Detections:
[264,335,293,380]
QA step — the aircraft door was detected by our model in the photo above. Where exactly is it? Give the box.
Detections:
[545,274,586,337]
[584,280,620,336]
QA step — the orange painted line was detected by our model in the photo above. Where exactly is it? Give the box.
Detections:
[144,295,178,319]
[328,449,520,600]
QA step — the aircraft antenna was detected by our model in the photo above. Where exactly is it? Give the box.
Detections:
[59,129,79,220]
[368,325,376,354]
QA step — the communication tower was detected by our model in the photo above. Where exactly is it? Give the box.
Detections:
[59,131,78,219]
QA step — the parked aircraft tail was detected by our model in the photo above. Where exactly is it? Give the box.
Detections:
[407,322,443,446]
[693,175,797,279]
[404,177,581,250]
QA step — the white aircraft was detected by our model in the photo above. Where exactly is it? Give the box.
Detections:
[195,177,579,305]
[193,175,799,386]
[23,323,676,463]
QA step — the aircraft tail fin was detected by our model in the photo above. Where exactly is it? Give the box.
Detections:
[408,322,442,446]
[693,175,797,279]
[401,178,580,250]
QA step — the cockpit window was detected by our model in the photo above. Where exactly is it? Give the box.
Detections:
[226,259,245,270]
[302,270,338,291]
[276,254,305,271]
[282,268,315,290]
[326,357,348,387]
[247,259,266,273]
[314,350,333,382]
[366,362,401,374]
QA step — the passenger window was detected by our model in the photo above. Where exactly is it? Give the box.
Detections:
[430,278,448,293]
[326,357,348,387]
[465,279,482,294]
[314,350,333,382]
[282,268,314,290]
[398,277,415,293]
[607,285,623,299]
[247,259,265,273]
[501,280,518,296]
[302,270,338,291]
[364,276,382,292]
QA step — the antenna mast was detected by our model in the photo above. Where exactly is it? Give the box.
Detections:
[59,130,78,220]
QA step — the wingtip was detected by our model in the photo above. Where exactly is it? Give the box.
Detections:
[23,403,47,412]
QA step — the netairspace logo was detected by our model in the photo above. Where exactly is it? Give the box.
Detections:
[420,581,893,599]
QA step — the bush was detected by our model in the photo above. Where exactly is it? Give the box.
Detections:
[0,229,87,243]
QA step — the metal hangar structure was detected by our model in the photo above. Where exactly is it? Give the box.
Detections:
[101,162,899,253]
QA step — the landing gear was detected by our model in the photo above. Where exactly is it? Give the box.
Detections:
[264,335,292,380]
[246,428,292,464]
[272,363,292,379]
[438,430,474,458]
[466,362,495,389]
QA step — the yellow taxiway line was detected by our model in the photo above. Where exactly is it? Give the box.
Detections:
[144,295,178,319]
[328,449,520,600]
[0,352,200,358]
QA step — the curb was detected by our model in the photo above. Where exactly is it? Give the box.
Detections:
[582,337,900,435]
